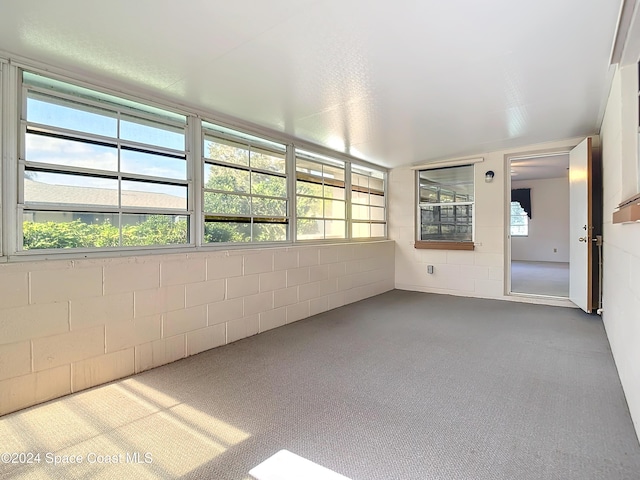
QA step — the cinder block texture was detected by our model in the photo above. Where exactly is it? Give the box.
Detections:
[0,241,394,415]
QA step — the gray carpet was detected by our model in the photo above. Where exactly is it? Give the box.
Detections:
[511,261,570,297]
[1,290,639,479]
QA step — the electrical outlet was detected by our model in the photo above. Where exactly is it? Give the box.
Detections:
[427,265,434,274]
[553,248,557,253]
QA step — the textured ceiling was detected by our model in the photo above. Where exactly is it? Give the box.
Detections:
[0,0,622,168]
[511,154,570,181]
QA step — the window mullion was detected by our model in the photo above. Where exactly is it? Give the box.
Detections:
[3,65,21,255]
[189,115,200,247]
[345,161,352,239]
[287,144,296,242]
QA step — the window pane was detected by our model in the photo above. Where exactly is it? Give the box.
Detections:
[511,215,527,226]
[204,221,251,243]
[352,190,368,204]
[250,149,286,173]
[352,173,368,187]
[121,214,188,246]
[25,133,118,171]
[27,93,117,137]
[121,181,187,210]
[371,206,385,221]
[419,186,439,203]
[22,211,120,249]
[296,158,322,175]
[204,164,250,193]
[371,223,386,237]
[297,197,323,217]
[121,149,186,180]
[253,222,287,242]
[419,165,474,203]
[203,192,250,215]
[510,202,528,236]
[352,204,369,220]
[204,137,249,166]
[251,172,287,197]
[323,165,345,183]
[352,222,370,238]
[296,180,323,197]
[324,200,345,219]
[324,185,345,200]
[252,197,287,217]
[120,115,184,151]
[370,177,384,192]
[325,220,345,239]
[25,172,118,207]
[420,205,473,241]
[297,218,324,240]
[370,192,385,207]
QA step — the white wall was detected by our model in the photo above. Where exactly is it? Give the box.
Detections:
[0,241,395,416]
[389,137,583,302]
[600,63,640,438]
[511,177,570,263]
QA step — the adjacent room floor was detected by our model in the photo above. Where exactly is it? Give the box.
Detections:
[1,290,638,480]
[511,260,570,297]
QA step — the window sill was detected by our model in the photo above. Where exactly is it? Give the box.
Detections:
[414,241,475,251]
[613,193,640,224]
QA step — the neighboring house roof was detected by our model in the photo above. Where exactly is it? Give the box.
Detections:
[24,178,186,210]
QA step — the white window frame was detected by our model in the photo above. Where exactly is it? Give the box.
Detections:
[351,165,387,239]
[295,149,349,242]
[18,71,192,254]
[416,164,475,247]
[510,201,529,237]
[201,122,290,245]
[0,59,389,260]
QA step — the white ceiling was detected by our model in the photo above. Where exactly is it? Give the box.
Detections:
[0,0,622,168]
[510,154,570,181]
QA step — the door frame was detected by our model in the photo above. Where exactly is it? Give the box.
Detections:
[504,147,573,300]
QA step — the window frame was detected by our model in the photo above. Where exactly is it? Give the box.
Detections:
[295,149,348,242]
[415,164,475,250]
[201,122,290,245]
[16,69,193,254]
[510,201,529,237]
[0,61,389,260]
[351,165,387,239]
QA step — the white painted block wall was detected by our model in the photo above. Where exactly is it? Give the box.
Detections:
[389,137,584,302]
[0,241,395,416]
[600,64,640,438]
[511,177,570,263]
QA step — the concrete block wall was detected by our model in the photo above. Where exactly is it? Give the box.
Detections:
[389,137,584,302]
[600,63,640,438]
[0,240,395,416]
[389,161,505,299]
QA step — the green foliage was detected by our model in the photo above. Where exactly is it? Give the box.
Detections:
[203,142,290,242]
[23,216,187,250]
[22,142,345,249]
[122,215,187,246]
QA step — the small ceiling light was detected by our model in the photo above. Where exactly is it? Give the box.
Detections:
[485,170,495,183]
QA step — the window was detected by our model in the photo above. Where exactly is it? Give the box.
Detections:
[21,72,189,250]
[7,65,389,255]
[295,150,346,240]
[510,201,529,236]
[202,122,288,243]
[351,166,386,238]
[417,165,474,247]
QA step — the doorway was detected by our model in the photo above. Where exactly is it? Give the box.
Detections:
[508,153,570,298]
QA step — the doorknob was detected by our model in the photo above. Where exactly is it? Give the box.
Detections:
[579,237,588,242]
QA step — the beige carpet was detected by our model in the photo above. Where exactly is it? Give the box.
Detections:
[1,290,638,479]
